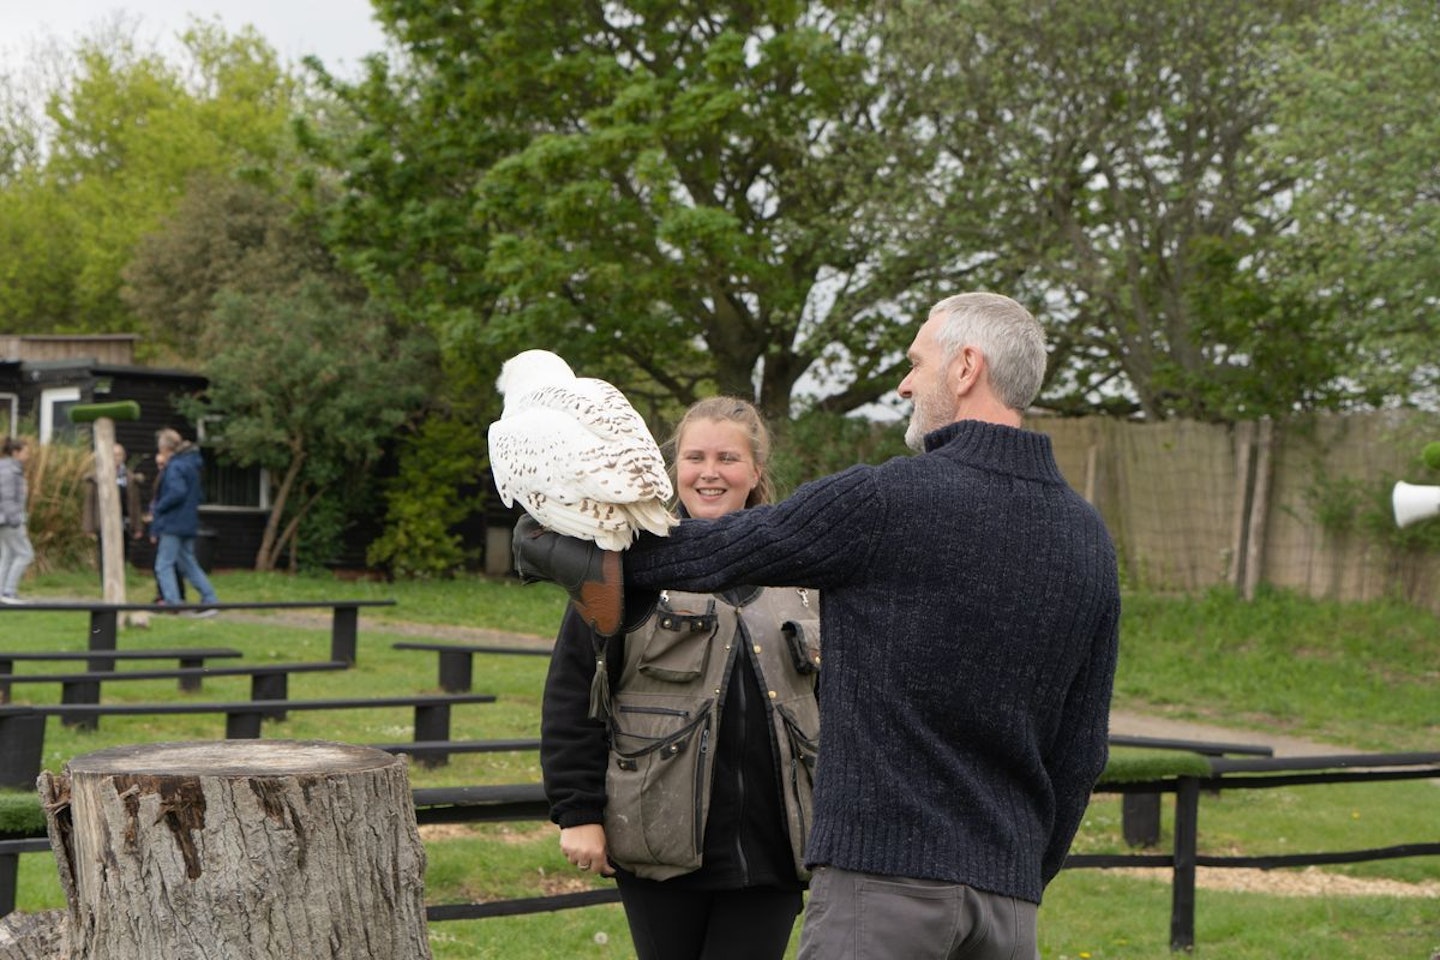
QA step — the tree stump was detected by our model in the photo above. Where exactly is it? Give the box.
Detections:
[0,910,67,960]
[38,740,432,960]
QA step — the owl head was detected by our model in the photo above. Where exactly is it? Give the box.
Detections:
[496,350,576,406]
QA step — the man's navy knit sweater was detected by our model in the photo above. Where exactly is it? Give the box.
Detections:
[624,419,1121,904]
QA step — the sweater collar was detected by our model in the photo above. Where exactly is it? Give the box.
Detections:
[923,419,1067,484]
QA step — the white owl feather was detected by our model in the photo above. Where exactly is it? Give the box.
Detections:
[489,350,676,551]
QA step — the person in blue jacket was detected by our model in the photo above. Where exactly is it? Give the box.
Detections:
[151,428,219,616]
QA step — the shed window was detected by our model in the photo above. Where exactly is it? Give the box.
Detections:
[0,393,16,436]
[196,416,269,511]
[39,387,81,443]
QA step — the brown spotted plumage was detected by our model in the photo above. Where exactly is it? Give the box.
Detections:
[488,350,676,550]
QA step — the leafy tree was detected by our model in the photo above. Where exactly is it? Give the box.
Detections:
[365,415,486,578]
[182,280,439,571]
[1264,1,1440,407]
[123,172,361,362]
[0,20,301,338]
[311,1,997,421]
[0,171,83,330]
[317,1,1397,424]
[891,0,1349,421]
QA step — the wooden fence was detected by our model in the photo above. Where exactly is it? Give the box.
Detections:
[1032,411,1440,613]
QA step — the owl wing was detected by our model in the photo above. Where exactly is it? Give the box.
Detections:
[488,396,673,549]
[503,380,672,496]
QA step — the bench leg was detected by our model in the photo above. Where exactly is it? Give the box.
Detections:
[331,607,359,664]
[437,652,473,693]
[60,682,101,732]
[1169,777,1200,952]
[250,674,290,721]
[413,704,452,768]
[0,659,12,704]
[177,657,205,693]
[0,851,16,917]
[225,710,263,739]
[1122,792,1161,847]
[80,611,118,719]
[87,610,119,659]
[0,713,47,791]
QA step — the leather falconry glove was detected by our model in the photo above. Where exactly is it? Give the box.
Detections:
[512,514,625,638]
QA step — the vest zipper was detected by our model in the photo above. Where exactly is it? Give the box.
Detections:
[694,722,711,856]
[617,705,691,717]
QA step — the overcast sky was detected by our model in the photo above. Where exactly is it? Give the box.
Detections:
[0,0,389,79]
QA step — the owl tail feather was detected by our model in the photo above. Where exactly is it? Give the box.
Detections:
[624,500,678,539]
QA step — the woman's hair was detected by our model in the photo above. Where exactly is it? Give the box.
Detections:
[1,437,26,457]
[666,396,775,508]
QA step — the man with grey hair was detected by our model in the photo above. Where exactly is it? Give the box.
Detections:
[516,291,1120,959]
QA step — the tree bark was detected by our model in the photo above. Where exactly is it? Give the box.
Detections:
[39,740,432,960]
[0,910,67,960]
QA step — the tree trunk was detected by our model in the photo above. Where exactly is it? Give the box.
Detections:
[38,740,432,960]
[255,449,305,571]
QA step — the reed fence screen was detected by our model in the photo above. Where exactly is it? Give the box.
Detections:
[1032,411,1440,613]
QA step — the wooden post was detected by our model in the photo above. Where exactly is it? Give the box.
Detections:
[1082,442,1099,505]
[70,402,145,628]
[38,740,432,960]
[1228,420,1256,591]
[1242,417,1275,602]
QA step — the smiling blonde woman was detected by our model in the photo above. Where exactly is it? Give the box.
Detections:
[540,397,820,960]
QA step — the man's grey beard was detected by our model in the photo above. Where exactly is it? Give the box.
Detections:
[905,416,926,452]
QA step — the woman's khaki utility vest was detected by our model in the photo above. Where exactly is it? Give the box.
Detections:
[595,586,821,881]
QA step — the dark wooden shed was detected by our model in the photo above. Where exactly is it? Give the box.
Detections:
[0,337,264,571]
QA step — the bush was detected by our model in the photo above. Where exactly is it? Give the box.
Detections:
[367,416,486,578]
[21,438,98,575]
[769,411,909,496]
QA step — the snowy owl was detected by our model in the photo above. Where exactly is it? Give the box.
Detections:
[488,350,677,551]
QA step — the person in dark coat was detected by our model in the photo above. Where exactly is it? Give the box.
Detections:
[151,429,218,615]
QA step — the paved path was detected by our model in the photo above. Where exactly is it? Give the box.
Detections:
[1107,708,1348,756]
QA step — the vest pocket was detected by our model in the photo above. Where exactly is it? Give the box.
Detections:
[775,700,820,875]
[781,618,821,675]
[637,597,718,682]
[605,694,715,879]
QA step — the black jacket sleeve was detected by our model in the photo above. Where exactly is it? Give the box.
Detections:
[540,606,612,828]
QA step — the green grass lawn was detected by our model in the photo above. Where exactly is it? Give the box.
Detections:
[4,569,1438,958]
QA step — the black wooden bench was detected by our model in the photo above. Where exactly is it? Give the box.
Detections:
[2,660,350,729]
[1106,734,1275,847]
[0,648,243,701]
[0,599,396,664]
[392,641,551,693]
[4,751,1439,940]
[1075,749,1440,951]
[408,783,621,922]
[0,693,497,789]
[371,737,542,766]
[412,783,551,824]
